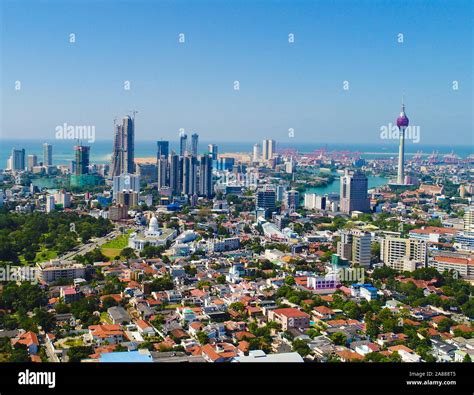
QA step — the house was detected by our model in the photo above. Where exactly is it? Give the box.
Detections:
[108,306,131,325]
[431,338,457,362]
[232,350,304,362]
[387,345,421,362]
[201,343,238,362]
[268,308,310,331]
[88,324,124,345]
[60,286,81,303]
[12,331,39,355]
[135,320,155,336]
[312,305,335,320]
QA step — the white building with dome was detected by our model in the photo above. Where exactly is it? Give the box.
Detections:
[128,216,177,251]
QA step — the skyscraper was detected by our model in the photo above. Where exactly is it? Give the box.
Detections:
[396,100,409,185]
[43,143,53,166]
[10,148,25,171]
[27,154,38,171]
[198,154,213,198]
[113,173,140,196]
[74,145,90,175]
[157,155,169,190]
[169,153,182,195]
[180,133,188,156]
[182,154,197,196]
[111,115,135,177]
[191,133,199,156]
[262,139,276,161]
[340,170,370,213]
[253,143,260,162]
[208,144,218,160]
[256,185,277,218]
[157,140,169,160]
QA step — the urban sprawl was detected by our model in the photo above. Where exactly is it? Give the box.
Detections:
[1,103,473,363]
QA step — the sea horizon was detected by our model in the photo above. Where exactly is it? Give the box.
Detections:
[1,139,472,168]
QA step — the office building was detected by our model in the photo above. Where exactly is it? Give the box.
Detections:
[10,148,25,171]
[208,144,218,160]
[253,143,260,162]
[169,153,182,195]
[256,186,276,218]
[284,189,299,212]
[74,145,90,175]
[111,115,135,177]
[262,139,276,161]
[46,195,55,213]
[180,133,188,156]
[27,154,38,172]
[199,154,213,198]
[113,173,140,196]
[340,170,370,213]
[351,230,372,267]
[182,155,197,196]
[116,190,139,208]
[43,143,53,166]
[156,140,169,161]
[191,133,199,156]
[157,155,169,190]
[304,193,327,210]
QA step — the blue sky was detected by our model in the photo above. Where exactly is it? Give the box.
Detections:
[1,0,472,145]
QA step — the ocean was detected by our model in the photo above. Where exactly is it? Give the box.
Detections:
[0,139,472,168]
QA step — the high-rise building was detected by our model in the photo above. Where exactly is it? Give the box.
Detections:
[337,230,371,266]
[396,100,409,185]
[182,155,197,196]
[111,115,135,177]
[262,139,276,161]
[10,148,25,171]
[340,170,370,213]
[113,173,140,196]
[74,145,90,175]
[208,144,218,160]
[157,140,169,161]
[351,230,372,267]
[27,154,38,171]
[180,133,188,156]
[198,154,213,198]
[380,236,428,269]
[191,133,199,156]
[169,153,182,195]
[337,230,353,261]
[284,189,299,212]
[253,143,260,163]
[463,206,474,232]
[116,191,138,208]
[43,143,53,166]
[157,155,169,190]
[304,193,327,210]
[256,186,276,218]
[46,195,55,213]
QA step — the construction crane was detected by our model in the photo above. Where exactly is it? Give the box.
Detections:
[129,110,138,120]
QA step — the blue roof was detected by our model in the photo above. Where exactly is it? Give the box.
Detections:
[99,351,153,363]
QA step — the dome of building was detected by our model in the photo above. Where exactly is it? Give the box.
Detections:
[148,216,159,232]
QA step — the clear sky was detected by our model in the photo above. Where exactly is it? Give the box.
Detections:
[1,0,472,145]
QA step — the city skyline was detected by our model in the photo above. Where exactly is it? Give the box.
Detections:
[1,0,472,145]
